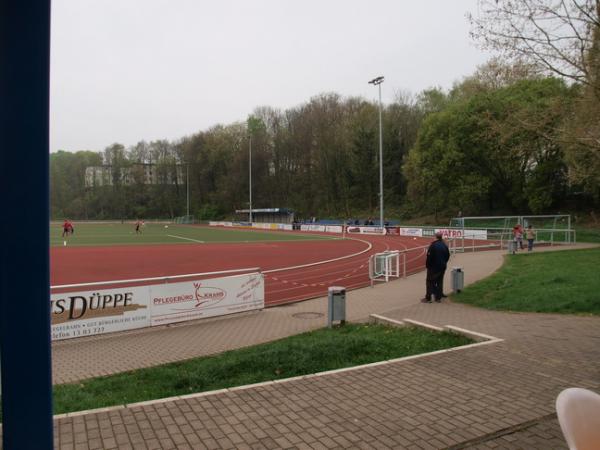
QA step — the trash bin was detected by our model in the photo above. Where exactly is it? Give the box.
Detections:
[451,267,464,294]
[328,286,346,327]
[508,241,516,254]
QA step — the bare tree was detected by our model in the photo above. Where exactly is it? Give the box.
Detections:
[469,1,599,88]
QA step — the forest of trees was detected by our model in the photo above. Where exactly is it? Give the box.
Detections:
[50,0,600,222]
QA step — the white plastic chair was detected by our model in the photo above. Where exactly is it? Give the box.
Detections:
[556,387,600,450]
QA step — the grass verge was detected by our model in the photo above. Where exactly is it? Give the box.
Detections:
[453,248,600,314]
[576,226,600,243]
[53,323,471,415]
[50,222,337,247]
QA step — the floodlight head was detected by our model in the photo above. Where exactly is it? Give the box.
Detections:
[368,76,385,85]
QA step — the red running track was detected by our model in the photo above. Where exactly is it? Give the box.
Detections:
[50,234,432,306]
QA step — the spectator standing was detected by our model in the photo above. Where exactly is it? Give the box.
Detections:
[422,231,450,303]
[512,224,524,253]
[526,225,535,251]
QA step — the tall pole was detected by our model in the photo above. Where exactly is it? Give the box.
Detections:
[1,0,54,447]
[369,76,385,230]
[249,135,253,223]
[186,163,189,217]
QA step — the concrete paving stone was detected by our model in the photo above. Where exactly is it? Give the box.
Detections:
[100,436,117,448]
[74,432,89,444]
[157,437,177,449]
[259,436,284,449]
[115,432,131,445]
[87,438,104,450]
[295,443,316,450]
[272,435,295,448]
[307,427,327,440]
[141,438,161,449]
[296,431,318,444]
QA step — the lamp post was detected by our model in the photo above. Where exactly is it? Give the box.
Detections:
[368,75,384,230]
[186,163,189,218]
[248,135,252,223]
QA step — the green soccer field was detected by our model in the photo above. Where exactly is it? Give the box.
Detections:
[50,222,338,247]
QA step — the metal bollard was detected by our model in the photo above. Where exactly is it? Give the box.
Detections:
[451,267,464,293]
[327,286,346,327]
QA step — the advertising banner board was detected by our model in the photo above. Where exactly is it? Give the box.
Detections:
[50,286,151,341]
[400,227,423,237]
[346,226,386,235]
[423,228,487,240]
[433,228,488,240]
[151,273,264,326]
[50,273,264,341]
[300,224,326,232]
[209,221,233,227]
[385,226,400,236]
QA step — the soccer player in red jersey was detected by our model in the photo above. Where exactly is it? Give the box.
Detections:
[62,219,70,237]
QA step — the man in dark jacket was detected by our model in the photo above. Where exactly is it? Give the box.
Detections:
[422,231,450,303]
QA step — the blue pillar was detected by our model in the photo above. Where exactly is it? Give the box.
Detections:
[0,1,54,449]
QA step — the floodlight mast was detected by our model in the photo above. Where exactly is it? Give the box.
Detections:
[186,163,189,217]
[368,75,384,231]
[249,135,252,223]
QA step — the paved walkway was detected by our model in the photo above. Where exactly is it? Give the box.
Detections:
[19,245,600,448]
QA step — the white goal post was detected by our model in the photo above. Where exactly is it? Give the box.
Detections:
[369,250,402,286]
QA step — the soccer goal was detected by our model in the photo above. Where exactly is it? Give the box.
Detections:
[173,215,196,224]
[369,250,402,286]
[449,214,574,249]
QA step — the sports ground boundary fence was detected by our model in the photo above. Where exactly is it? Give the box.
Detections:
[50,268,264,342]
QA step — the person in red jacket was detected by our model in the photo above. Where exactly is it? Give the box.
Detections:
[62,219,74,236]
[62,219,70,237]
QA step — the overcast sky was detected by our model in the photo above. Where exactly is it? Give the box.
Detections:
[50,0,490,153]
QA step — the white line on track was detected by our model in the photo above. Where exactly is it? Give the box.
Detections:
[262,238,373,274]
[167,234,205,244]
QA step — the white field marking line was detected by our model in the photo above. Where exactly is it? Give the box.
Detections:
[264,237,390,282]
[266,258,371,287]
[267,246,375,277]
[51,268,260,290]
[262,238,373,274]
[167,234,205,243]
[266,278,375,304]
[268,273,369,295]
[188,237,342,244]
[266,247,392,294]
[267,246,430,298]
[53,319,503,420]
[269,262,376,292]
